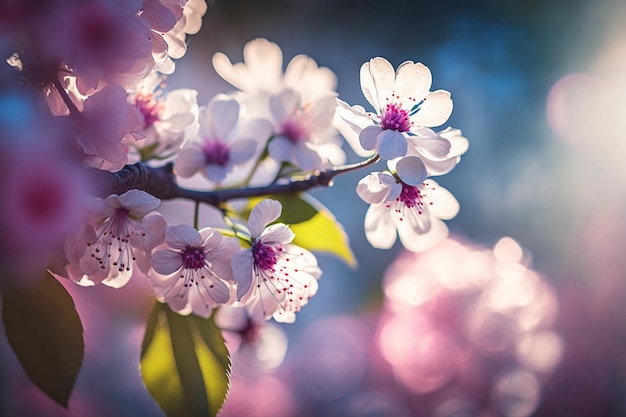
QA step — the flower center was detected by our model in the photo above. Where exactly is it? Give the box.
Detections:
[182,246,205,270]
[252,241,278,271]
[87,207,137,273]
[380,103,411,132]
[398,182,425,212]
[134,92,162,128]
[280,118,307,143]
[202,140,230,166]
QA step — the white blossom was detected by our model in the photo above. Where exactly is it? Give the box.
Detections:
[150,224,240,318]
[357,157,459,252]
[231,199,321,323]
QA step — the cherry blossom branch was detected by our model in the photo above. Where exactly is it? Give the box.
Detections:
[89,154,380,207]
[52,76,79,115]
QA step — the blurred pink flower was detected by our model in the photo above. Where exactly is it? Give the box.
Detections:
[74,84,143,170]
[0,145,88,280]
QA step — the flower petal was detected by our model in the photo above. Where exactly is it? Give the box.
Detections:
[425,180,460,220]
[356,172,393,204]
[395,156,428,186]
[367,57,395,111]
[359,125,383,151]
[260,223,294,245]
[364,204,397,249]
[248,199,282,237]
[165,224,202,249]
[232,250,254,300]
[152,249,183,275]
[395,61,432,103]
[411,90,453,127]
[118,189,161,217]
[208,98,239,139]
[174,146,206,178]
[378,130,408,160]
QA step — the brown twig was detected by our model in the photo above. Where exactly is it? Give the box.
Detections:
[88,155,380,207]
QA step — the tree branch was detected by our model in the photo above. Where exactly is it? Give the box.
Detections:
[88,155,380,207]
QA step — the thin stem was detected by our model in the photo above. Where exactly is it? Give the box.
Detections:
[52,77,79,115]
[193,201,200,229]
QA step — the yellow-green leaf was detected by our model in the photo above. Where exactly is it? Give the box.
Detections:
[1,271,84,408]
[290,201,357,268]
[140,303,231,417]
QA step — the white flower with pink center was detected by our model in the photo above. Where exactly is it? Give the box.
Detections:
[357,157,459,252]
[149,224,240,318]
[268,88,344,171]
[68,190,166,288]
[336,57,455,177]
[174,96,272,183]
[231,199,321,323]
[127,73,199,162]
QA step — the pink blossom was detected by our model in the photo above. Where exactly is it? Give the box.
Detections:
[74,84,143,171]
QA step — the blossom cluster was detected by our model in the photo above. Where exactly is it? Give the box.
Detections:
[1,2,466,321]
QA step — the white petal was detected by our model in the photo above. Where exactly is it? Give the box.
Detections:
[364,204,397,249]
[174,146,206,178]
[360,61,378,110]
[356,172,393,204]
[378,130,408,160]
[243,38,284,91]
[204,164,228,183]
[199,227,222,251]
[295,144,323,171]
[152,249,183,275]
[165,224,202,249]
[260,224,294,245]
[229,139,257,164]
[232,250,254,300]
[101,268,133,289]
[426,181,460,220]
[248,199,282,237]
[204,278,231,304]
[133,213,166,250]
[208,98,239,139]
[118,189,161,217]
[359,125,383,151]
[268,136,295,164]
[368,57,395,111]
[410,134,452,159]
[439,127,469,157]
[411,90,453,127]
[394,156,428,186]
[422,157,460,176]
[394,61,432,103]
[399,218,448,252]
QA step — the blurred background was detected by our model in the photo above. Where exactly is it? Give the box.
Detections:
[3,0,626,416]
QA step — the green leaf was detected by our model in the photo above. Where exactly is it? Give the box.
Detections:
[140,303,231,417]
[290,197,358,268]
[245,192,317,225]
[244,193,357,267]
[1,271,84,408]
